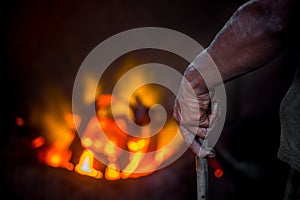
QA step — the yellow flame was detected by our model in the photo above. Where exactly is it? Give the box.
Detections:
[105,163,121,180]
[30,78,184,180]
[29,86,74,144]
[122,138,150,178]
[75,149,103,179]
[127,140,139,152]
[127,139,148,152]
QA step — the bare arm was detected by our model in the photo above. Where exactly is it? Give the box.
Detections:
[173,0,298,156]
[191,0,297,93]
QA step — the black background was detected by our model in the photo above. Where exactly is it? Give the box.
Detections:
[1,0,299,199]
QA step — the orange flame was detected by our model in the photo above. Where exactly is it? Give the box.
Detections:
[105,163,121,180]
[37,141,74,171]
[36,130,75,171]
[75,149,103,179]
[30,78,184,180]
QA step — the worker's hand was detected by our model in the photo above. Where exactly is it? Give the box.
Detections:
[173,63,219,158]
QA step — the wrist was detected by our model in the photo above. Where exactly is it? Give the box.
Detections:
[185,49,221,94]
[183,64,208,95]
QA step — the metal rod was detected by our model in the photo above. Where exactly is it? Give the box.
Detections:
[196,156,208,200]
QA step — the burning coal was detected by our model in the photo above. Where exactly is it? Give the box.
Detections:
[28,88,184,180]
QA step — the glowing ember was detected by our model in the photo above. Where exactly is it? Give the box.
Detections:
[105,164,121,180]
[29,75,184,180]
[127,139,148,152]
[31,136,45,149]
[37,143,74,171]
[208,158,224,179]
[16,117,24,126]
[75,149,103,179]
[214,169,224,178]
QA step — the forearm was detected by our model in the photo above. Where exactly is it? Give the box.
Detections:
[173,0,297,158]
[194,0,296,91]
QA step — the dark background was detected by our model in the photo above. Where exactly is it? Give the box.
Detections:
[1,0,299,199]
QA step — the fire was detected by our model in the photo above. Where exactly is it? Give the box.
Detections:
[29,66,185,180]
[105,164,121,180]
[30,92,184,180]
[127,139,148,152]
[75,149,103,179]
[35,131,75,171]
[82,137,93,147]
[31,136,45,148]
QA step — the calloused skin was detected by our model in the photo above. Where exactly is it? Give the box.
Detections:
[173,0,297,156]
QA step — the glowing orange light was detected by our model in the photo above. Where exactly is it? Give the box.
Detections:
[127,140,139,152]
[31,88,186,180]
[49,154,61,166]
[127,139,149,152]
[97,94,113,109]
[64,113,81,130]
[208,158,223,178]
[214,169,223,178]
[75,149,103,179]
[105,164,121,180]
[16,117,24,126]
[137,139,147,150]
[65,163,74,171]
[31,136,45,148]
[122,138,151,179]
[42,146,74,170]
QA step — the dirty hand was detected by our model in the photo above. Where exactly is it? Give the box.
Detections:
[173,51,219,157]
